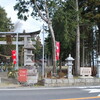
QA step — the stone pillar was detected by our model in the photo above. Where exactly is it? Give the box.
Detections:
[65,54,74,79]
[96,55,100,78]
[24,36,28,66]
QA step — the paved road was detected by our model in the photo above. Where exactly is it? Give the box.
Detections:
[0,86,100,100]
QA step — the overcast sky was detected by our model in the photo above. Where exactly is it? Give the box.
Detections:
[0,0,21,23]
[0,0,46,43]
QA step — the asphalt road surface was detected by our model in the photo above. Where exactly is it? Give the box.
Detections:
[0,86,100,100]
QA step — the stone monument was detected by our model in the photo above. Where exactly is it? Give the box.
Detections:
[23,38,38,85]
[24,38,35,66]
[65,54,74,79]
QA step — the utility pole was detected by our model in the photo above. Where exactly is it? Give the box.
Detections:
[42,24,45,78]
[16,32,19,70]
[75,0,80,75]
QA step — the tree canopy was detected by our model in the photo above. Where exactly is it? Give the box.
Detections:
[46,0,100,70]
[14,0,100,75]
[14,0,66,74]
[0,6,14,64]
[0,6,13,32]
[45,0,77,62]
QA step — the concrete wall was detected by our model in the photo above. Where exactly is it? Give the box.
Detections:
[44,78,100,87]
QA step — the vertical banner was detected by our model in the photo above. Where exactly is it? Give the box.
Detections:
[56,42,60,61]
[11,50,16,64]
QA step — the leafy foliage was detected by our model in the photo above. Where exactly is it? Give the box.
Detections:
[0,6,14,64]
[14,0,100,69]
[0,6,13,31]
[46,0,100,68]
[34,36,42,60]
[14,0,67,73]
[14,0,66,21]
[46,0,77,62]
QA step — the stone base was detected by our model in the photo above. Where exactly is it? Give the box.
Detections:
[67,75,73,79]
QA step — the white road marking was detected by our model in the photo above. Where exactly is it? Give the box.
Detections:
[82,87,100,96]
[84,89,100,93]
[0,87,79,91]
[78,86,100,89]
[0,85,100,91]
[98,94,100,96]
[0,86,88,91]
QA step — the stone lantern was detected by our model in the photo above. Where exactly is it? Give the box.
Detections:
[96,55,100,78]
[24,38,36,66]
[23,38,38,85]
[65,54,74,79]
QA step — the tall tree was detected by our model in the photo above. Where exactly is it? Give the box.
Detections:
[14,0,65,75]
[79,0,100,75]
[0,6,13,32]
[46,0,100,75]
[0,6,14,63]
[52,0,76,64]
[34,35,42,60]
[75,0,80,75]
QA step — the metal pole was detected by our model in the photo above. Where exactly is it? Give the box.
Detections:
[16,32,19,69]
[42,24,45,78]
[82,39,84,67]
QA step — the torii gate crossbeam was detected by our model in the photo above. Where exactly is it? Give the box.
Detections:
[0,30,40,69]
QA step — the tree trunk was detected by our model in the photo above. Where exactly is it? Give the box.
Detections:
[97,24,100,55]
[34,1,56,75]
[75,0,80,75]
[48,22,56,75]
[82,39,85,67]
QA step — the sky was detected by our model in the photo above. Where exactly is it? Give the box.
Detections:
[0,0,46,43]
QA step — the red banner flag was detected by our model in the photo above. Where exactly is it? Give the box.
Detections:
[11,50,16,64]
[56,42,60,60]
